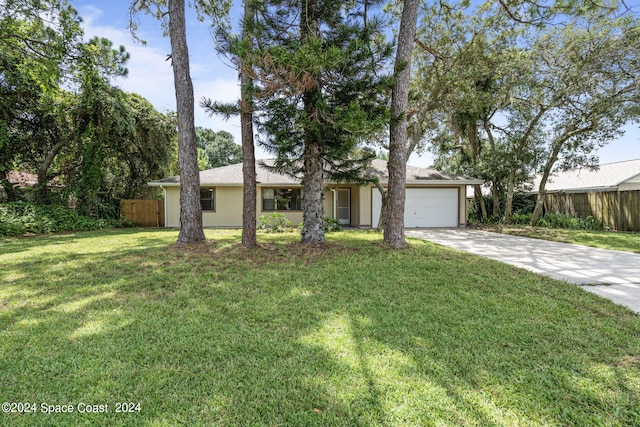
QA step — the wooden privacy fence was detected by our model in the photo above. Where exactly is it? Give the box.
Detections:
[541,190,640,231]
[120,200,164,227]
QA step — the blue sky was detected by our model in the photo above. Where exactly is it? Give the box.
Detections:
[72,0,639,168]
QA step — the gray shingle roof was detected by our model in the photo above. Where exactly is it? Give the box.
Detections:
[369,159,480,183]
[531,159,640,192]
[150,160,300,186]
[149,159,482,186]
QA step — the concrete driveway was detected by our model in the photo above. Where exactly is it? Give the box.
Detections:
[406,229,640,313]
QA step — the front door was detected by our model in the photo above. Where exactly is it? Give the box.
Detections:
[337,189,350,225]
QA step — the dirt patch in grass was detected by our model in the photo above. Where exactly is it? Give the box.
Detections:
[616,355,640,368]
[166,239,359,267]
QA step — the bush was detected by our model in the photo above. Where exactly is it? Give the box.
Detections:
[468,192,537,225]
[322,215,343,232]
[511,213,533,225]
[538,213,603,231]
[257,213,294,233]
[512,192,536,216]
[256,213,344,233]
[0,202,126,236]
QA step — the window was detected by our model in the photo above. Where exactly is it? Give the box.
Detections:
[200,188,215,211]
[262,188,302,211]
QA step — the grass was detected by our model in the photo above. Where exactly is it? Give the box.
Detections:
[483,225,640,254]
[1,229,639,426]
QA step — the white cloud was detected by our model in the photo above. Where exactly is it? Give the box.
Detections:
[193,76,242,139]
[78,4,244,145]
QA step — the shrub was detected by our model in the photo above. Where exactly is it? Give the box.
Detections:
[322,215,343,232]
[511,213,533,225]
[257,213,294,233]
[512,192,536,216]
[0,202,126,236]
[538,213,603,231]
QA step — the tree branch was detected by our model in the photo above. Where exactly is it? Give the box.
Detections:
[414,38,445,61]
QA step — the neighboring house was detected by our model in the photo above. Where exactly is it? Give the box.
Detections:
[0,171,65,202]
[530,159,640,231]
[0,171,39,201]
[531,159,640,194]
[148,159,483,228]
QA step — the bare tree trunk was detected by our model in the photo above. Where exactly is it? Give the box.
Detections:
[483,120,500,218]
[384,0,419,249]
[0,170,18,201]
[240,0,256,248]
[375,181,387,231]
[508,107,546,224]
[36,135,65,204]
[531,183,547,226]
[474,184,487,220]
[491,179,500,217]
[531,143,561,226]
[504,168,517,223]
[168,0,205,245]
[531,123,595,226]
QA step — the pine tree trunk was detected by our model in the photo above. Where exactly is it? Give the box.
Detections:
[301,140,325,244]
[168,0,205,245]
[300,0,324,244]
[240,87,256,247]
[240,0,257,248]
[384,0,419,249]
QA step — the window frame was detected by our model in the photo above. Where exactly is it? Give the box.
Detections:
[261,187,303,211]
[200,187,215,212]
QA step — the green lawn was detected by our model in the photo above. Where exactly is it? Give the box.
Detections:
[488,226,640,254]
[1,229,639,426]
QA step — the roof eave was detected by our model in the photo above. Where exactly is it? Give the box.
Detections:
[616,173,640,186]
[531,185,620,194]
[148,181,180,187]
[403,179,484,185]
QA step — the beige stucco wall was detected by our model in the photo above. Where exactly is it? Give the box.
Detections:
[322,189,333,222]
[163,185,245,228]
[360,186,373,227]
[164,186,180,228]
[457,186,467,226]
[164,185,333,228]
[163,183,469,228]
[206,186,243,227]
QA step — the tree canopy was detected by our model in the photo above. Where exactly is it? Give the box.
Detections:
[409,0,640,224]
[1,0,177,215]
[195,128,241,170]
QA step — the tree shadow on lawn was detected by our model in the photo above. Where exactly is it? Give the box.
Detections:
[1,233,639,426]
[0,227,180,256]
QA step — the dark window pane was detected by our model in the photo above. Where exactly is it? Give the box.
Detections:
[263,199,275,210]
[262,188,303,211]
[200,188,215,211]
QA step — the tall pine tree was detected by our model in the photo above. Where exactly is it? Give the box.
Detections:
[255,0,394,244]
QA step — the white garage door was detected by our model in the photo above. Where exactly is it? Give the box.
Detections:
[372,188,459,228]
